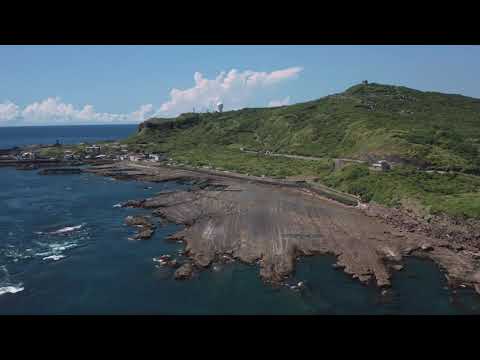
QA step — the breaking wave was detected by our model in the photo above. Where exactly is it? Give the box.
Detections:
[42,254,66,261]
[49,224,84,235]
[1,223,90,265]
[0,285,24,296]
[0,265,24,296]
[33,223,85,236]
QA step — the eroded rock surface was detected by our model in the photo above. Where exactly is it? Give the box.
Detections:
[174,262,194,280]
[90,163,480,293]
[124,215,156,240]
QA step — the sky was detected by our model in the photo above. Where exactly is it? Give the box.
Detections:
[1,45,479,126]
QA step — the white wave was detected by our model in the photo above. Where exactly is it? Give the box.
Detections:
[48,243,78,252]
[34,251,52,257]
[42,255,66,261]
[34,242,78,259]
[49,224,84,235]
[113,203,122,208]
[0,266,24,296]
[0,285,24,296]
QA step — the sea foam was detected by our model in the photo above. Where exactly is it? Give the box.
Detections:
[0,266,24,296]
[49,224,84,235]
[0,285,24,296]
[42,255,66,261]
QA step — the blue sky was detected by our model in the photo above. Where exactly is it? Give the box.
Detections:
[1,45,479,126]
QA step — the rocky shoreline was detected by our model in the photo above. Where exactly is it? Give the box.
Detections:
[86,162,480,295]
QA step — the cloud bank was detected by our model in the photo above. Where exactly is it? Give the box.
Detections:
[158,67,302,115]
[1,66,302,126]
[0,98,154,126]
[0,101,20,121]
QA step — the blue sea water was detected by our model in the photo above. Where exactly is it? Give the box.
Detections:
[0,125,137,149]
[0,125,479,314]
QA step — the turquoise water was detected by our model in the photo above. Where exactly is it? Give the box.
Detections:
[1,167,480,314]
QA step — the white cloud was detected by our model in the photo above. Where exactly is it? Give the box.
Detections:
[1,66,302,126]
[268,96,291,107]
[1,97,154,125]
[158,66,302,115]
[0,101,20,122]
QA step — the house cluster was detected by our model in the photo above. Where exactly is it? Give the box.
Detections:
[52,141,167,163]
[1,140,167,166]
[125,153,165,162]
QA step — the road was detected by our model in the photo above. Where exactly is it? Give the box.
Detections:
[125,161,360,206]
[240,148,366,164]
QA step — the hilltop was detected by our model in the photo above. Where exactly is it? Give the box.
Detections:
[134,82,480,172]
[125,82,480,219]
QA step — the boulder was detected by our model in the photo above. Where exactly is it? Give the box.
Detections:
[134,228,154,240]
[174,263,194,280]
[124,215,154,228]
[122,200,145,208]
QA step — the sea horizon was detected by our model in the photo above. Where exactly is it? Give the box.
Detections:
[0,124,139,149]
[0,123,140,128]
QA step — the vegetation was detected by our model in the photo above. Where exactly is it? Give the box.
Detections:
[38,146,66,159]
[163,145,332,179]
[322,164,480,218]
[125,82,480,219]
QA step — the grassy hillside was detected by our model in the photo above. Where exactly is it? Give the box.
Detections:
[125,82,480,218]
[130,82,480,172]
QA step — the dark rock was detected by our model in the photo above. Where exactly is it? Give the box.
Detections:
[174,263,194,280]
[125,215,155,240]
[134,228,154,240]
[153,255,179,268]
[124,215,155,228]
[122,200,145,208]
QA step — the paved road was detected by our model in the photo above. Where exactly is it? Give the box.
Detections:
[241,149,366,164]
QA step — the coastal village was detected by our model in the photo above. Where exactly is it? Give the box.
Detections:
[0,138,394,173]
[0,141,168,169]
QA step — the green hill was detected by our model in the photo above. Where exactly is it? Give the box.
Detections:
[125,82,480,219]
[132,82,480,172]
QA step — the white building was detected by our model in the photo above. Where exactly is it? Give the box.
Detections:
[149,154,164,162]
[86,145,101,154]
[21,152,36,160]
[129,154,146,162]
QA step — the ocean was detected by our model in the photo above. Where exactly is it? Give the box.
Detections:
[0,125,138,149]
[0,125,479,314]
